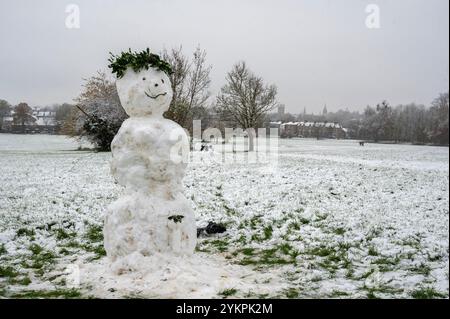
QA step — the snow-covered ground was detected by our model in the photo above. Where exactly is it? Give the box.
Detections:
[0,134,448,298]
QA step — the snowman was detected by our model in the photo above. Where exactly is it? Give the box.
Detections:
[103,49,196,261]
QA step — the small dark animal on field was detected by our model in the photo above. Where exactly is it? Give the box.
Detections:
[359,141,365,146]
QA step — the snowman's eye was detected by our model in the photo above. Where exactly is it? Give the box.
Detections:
[142,77,146,81]
[161,79,164,83]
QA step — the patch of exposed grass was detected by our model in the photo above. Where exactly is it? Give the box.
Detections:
[368,246,379,256]
[287,222,301,232]
[210,239,229,253]
[307,245,334,257]
[11,288,82,299]
[59,248,71,255]
[330,290,350,298]
[410,287,447,299]
[345,267,355,279]
[371,256,400,272]
[263,225,273,240]
[0,244,6,255]
[16,228,35,237]
[223,205,238,216]
[362,284,403,298]
[23,244,56,270]
[0,266,20,278]
[299,217,310,225]
[249,216,262,230]
[239,247,255,256]
[55,228,76,240]
[195,245,210,253]
[306,245,350,274]
[427,253,443,262]
[402,237,421,250]
[84,244,107,260]
[333,228,346,236]
[284,288,299,298]
[409,263,431,276]
[65,240,82,249]
[29,243,44,255]
[366,290,379,299]
[85,224,103,242]
[338,242,354,251]
[10,276,32,286]
[366,228,383,241]
[239,247,292,266]
[278,243,292,255]
[219,288,238,297]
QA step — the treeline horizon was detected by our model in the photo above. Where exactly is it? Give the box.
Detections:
[268,94,449,145]
[2,94,448,146]
[1,46,448,148]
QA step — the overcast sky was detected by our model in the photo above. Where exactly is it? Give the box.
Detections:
[0,0,448,113]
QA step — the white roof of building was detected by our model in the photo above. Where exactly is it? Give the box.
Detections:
[33,111,56,117]
[280,121,345,129]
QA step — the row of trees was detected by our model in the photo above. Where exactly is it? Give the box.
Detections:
[359,96,449,144]
[270,94,449,145]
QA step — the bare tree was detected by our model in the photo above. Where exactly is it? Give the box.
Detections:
[216,61,278,150]
[63,71,127,150]
[428,92,449,145]
[162,46,212,130]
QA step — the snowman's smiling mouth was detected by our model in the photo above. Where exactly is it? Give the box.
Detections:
[145,91,167,99]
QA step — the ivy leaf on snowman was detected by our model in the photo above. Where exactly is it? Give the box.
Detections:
[103,49,196,263]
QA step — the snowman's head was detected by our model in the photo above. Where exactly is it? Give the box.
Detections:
[109,49,173,117]
[116,67,172,117]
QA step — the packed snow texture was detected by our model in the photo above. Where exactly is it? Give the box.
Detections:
[104,67,196,262]
[0,134,448,298]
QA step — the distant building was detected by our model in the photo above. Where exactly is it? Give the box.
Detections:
[1,107,59,134]
[280,121,347,139]
[1,115,14,131]
[33,110,57,126]
[269,121,282,131]
[280,122,299,137]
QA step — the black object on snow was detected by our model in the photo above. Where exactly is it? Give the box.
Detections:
[197,222,227,237]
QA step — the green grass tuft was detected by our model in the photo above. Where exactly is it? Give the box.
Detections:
[409,263,431,276]
[219,288,238,297]
[411,287,447,299]
[284,288,299,298]
[11,288,82,299]
[368,247,379,256]
[85,224,103,242]
[333,228,346,235]
[16,228,35,237]
[0,266,20,278]
[263,225,273,240]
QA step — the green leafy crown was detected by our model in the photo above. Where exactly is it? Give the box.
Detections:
[108,48,173,78]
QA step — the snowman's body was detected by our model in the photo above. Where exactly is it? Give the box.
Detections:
[104,67,196,261]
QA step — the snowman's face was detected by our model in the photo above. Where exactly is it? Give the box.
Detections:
[116,67,172,117]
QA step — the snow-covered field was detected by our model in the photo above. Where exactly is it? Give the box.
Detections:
[0,134,448,299]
